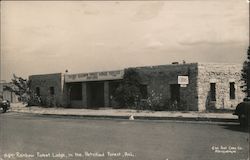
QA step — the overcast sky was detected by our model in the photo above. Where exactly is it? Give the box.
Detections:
[1,0,249,81]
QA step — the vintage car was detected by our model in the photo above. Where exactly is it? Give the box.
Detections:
[233,97,250,126]
[0,99,10,113]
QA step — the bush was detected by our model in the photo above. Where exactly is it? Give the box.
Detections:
[4,74,41,106]
[143,90,188,111]
[241,46,250,97]
[114,68,143,108]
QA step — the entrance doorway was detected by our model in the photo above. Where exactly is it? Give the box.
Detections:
[67,82,83,107]
[170,84,180,102]
[87,81,104,108]
[69,83,82,101]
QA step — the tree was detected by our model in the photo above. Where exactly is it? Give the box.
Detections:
[241,46,250,97]
[4,74,40,106]
[114,68,143,108]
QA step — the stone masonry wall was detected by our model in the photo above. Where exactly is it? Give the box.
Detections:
[29,73,65,107]
[197,63,245,111]
[133,63,199,111]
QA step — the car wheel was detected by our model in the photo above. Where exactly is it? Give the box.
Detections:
[239,114,247,126]
[2,107,7,113]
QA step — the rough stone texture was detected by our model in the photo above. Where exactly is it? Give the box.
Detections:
[132,63,199,111]
[197,63,245,111]
[29,73,65,107]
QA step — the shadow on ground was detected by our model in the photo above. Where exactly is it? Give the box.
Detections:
[220,123,250,133]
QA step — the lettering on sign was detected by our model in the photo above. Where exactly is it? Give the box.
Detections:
[178,76,189,85]
[65,70,124,82]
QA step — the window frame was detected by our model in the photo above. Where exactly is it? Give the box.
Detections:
[49,87,55,96]
[210,83,216,101]
[35,87,40,96]
[140,84,148,99]
[229,82,236,100]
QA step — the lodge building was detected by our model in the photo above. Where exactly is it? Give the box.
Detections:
[29,63,245,111]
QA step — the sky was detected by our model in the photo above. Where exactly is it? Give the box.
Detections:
[0,0,249,81]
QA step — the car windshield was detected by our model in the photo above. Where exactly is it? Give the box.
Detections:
[243,97,250,101]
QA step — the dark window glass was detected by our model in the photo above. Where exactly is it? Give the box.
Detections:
[36,87,40,96]
[49,87,55,95]
[210,83,216,101]
[140,85,148,99]
[170,84,180,102]
[230,82,235,99]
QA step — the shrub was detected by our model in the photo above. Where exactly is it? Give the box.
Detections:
[241,46,250,97]
[114,68,143,108]
[144,90,188,111]
[4,74,41,106]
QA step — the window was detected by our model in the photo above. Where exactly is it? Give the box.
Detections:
[230,82,235,99]
[210,83,216,101]
[140,85,148,99]
[35,87,40,96]
[49,87,55,95]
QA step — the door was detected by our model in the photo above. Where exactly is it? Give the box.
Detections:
[87,82,104,108]
[170,84,180,102]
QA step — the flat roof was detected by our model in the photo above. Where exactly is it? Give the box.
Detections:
[29,62,242,83]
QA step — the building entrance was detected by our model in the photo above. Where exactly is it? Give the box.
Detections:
[69,83,82,101]
[170,84,180,102]
[87,81,104,108]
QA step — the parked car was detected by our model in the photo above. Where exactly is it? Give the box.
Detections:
[233,97,250,126]
[0,99,10,113]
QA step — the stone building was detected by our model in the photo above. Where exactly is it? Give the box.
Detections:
[29,73,65,107]
[197,63,244,111]
[0,81,18,103]
[29,63,245,111]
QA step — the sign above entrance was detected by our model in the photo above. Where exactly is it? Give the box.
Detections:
[178,76,189,85]
[65,70,124,82]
